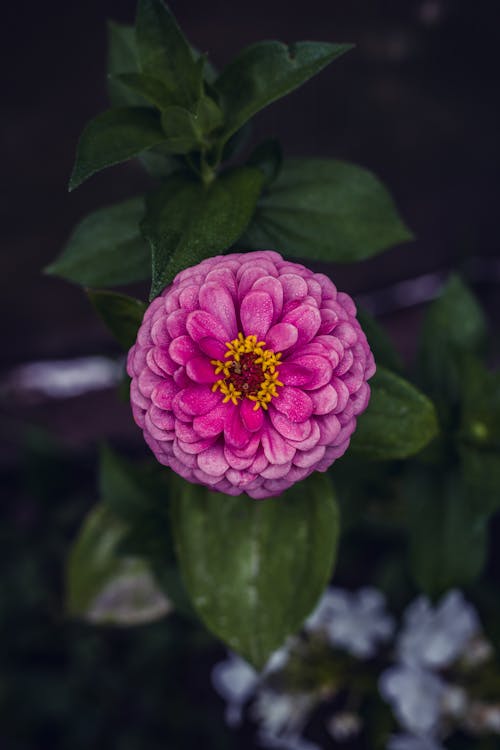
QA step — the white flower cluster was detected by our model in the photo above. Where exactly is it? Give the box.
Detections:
[379,589,496,749]
[211,587,498,750]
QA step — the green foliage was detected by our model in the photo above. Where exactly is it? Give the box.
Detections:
[241,159,413,262]
[170,473,339,668]
[87,290,146,350]
[350,366,439,460]
[107,21,142,106]
[46,197,150,286]
[143,167,264,299]
[69,108,167,190]
[417,274,488,427]
[135,0,202,108]
[405,465,488,597]
[214,41,353,143]
[247,138,283,186]
[66,504,170,624]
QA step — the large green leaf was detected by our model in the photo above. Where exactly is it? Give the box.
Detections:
[417,275,488,427]
[241,158,413,262]
[214,41,353,141]
[405,466,488,597]
[67,504,171,625]
[135,0,201,107]
[350,366,439,460]
[110,72,176,110]
[143,167,264,299]
[46,197,150,287]
[87,290,146,350]
[170,473,339,669]
[69,107,167,191]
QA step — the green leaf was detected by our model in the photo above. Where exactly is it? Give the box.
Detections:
[46,197,150,287]
[143,167,264,299]
[459,445,500,516]
[110,72,176,110]
[247,138,283,186]
[357,307,403,373]
[350,366,439,460]
[87,290,146,350]
[98,446,193,616]
[135,0,201,107]
[417,275,488,426]
[241,158,413,262]
[67,504,171,624]
[214,41,353,142]
[69,107,167,190]
[170,473,339,669]
[107,22,142,107]
[405,466,488,597]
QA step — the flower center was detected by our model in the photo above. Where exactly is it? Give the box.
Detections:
[211,333,283,410]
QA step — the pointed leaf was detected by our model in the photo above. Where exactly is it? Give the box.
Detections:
[170,473,339,668]
[46,197,150,287]
[241,158,413,262]
[135,0,201,107]
[143,167,264,299]
[87,290,146,350]
[110,72,176,110]
[107,22,142,106]
[350,366,439,460]
[215,41,353,141]
[69,107,166,190]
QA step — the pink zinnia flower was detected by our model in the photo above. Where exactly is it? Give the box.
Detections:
[127,250,375,499]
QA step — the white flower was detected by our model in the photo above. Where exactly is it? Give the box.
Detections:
[211,653,259,727]
[379,665,445,735]
[397,590,480,669]
[305,587,395,658]
[252,689,314,738]
[387,733,446,750]
[441,684,468,719]
[327,711,362,741]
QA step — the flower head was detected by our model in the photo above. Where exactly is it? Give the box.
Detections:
[379,665,446,735]
[127,251,375,498]
[305,586,394,658]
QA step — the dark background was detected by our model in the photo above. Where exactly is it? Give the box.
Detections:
[1,1,499,748]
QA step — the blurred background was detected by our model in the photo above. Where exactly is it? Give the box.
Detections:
[1,1,499,748]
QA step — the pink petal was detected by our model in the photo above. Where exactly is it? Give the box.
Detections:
[172,440,198,468]
[318,308,339,335]
[193,402,232,438]
[334,321,358,347]
[150,379,176,410]
[177,385,220,416]
[249,450,268,474]
[186,356,218,384]
[231,432,260,459]
[175,421,200,443]
[197,444,229,476]
[150,317,171,347]
[288,420,320,451]
[197,336,227,360]
[288,355,332,390]
[293,444,326,468]
[278,273,308,303]
[177,436,216,455]
[261,461,292,479]
[309,384,338,415]
[279,362,313,387]
[261,425,296,464]
[269,410,312,441]
[226,468,256,487]
[334,348,354,377]
[178,284,199,311]
[173,366,190,388]
[130,379,149,410]
[251,276,283,322]
[237,266,268,299]
[199,282,237,338]
[166,309,189,338]
[169,335,199,365]
[145,410,174,442]
[317,413,342,444]
[193,468,225,487]
[186,310,230,344]
[138,368,162,398]
[282,304,321,346]
[266,323,298,353]
[240,290,274,340]
[240,398,265,432]
[205,268,238,297]
[151,346,177,376]
[224,447,255,470]
[224,406,252,449]
[331,377,350,413]
[337,292,357,316]
[273,386,313,422]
